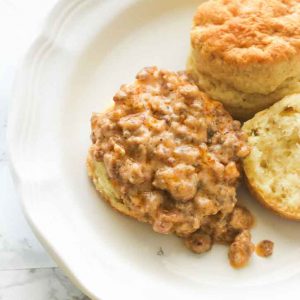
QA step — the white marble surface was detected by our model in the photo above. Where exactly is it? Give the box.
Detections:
[0,0,88,298]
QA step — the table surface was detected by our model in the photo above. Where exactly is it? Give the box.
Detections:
[0,0,88,298]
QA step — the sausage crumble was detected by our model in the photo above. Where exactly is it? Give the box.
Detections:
[256,240,274,258]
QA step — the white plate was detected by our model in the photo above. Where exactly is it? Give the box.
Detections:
[8,0,300,299]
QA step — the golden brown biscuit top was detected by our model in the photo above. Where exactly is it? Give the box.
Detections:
[191,0,300,64]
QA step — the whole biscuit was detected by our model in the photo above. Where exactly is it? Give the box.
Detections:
[189,0,300,119]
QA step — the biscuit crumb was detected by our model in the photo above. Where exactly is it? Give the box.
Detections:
[157,247,164,256]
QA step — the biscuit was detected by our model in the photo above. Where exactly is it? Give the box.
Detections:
[188,0,300,120]
[87,152,144,220]
[87,66,250,240]
[243,93,300,220]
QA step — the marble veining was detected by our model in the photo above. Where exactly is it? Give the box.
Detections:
[0,94,89,299]
[0,268,89,300]
[0,80,89,298]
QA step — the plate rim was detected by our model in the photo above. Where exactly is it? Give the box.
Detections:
[7,0,111,299]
